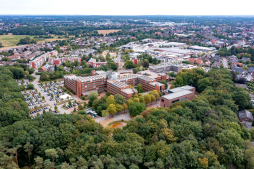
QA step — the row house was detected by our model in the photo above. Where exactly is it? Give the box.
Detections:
[7,54,21,60]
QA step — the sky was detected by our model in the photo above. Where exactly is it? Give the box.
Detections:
[0,0,254,15]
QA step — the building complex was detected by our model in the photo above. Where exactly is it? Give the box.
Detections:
[64,71,165,98]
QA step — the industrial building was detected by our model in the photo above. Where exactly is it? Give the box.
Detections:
[149,63,183,73]
[160,85,195,107]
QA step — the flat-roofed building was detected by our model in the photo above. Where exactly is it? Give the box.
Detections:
[64,74,107,96]
[149,63,182,73]
[160,85,195,107]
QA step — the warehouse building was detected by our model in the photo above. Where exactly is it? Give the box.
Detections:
[160,85,195,107]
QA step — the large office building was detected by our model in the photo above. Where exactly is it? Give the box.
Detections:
[64,71,165,98]
[160,85,195,107]
[64,74,107,96]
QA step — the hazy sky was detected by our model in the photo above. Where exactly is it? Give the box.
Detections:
[0,0,253,15]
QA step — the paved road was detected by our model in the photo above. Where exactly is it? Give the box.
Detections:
[222,58,228,68]
[31,72,75,114]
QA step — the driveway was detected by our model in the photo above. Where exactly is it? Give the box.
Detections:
[222,58,228,68]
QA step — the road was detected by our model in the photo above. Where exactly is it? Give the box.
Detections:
[222,58,228,68]
[31,72,74,114]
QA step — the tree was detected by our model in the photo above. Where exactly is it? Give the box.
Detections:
[78,104,83,110]
[106,95,116,108]
[107,104,117,115]
[88,92,99,107]
[143,59,149,68]
[7,145,21,166]
[159,80,168,89]
[0,42,3,48]
[24,142,33,167]
[34,156,44,169]
[122,103,128,112]
[92,99,99,110]
[129,102,146,116]
[152,58,158,64]
[136,84,143,93]
[24,71,29,76]
[127,98,133,106]
[232,87,251,110]
[27,84,34,89]
[133,68,139,74]
[116,104,124,113]
[114,94,126,105]
[150,95,156,103]
[102,126,113,136]
[74,60,79,67]
[144,94,151,105]
[124,60,136,69]
[45,149,59,166]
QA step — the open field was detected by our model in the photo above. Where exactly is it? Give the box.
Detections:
[0,33,68,50]
[97,29,121,36]
[0,34,29,48]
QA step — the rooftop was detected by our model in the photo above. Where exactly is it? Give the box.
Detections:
[162,90,193,101]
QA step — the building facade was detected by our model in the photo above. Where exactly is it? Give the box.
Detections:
[29,51,56,68]
[64,74,107,96]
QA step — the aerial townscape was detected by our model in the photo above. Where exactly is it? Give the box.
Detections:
[1,12,254,169]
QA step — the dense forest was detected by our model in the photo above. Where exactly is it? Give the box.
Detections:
[0,67,254,169]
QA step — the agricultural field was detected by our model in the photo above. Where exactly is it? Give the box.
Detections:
[97,29,121,35]
[0,34,29,48]
[0,33,68,50]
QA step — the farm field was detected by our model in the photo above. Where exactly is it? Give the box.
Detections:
[0,33,68,50]
[97,29,121,35]
[0,34,29,48]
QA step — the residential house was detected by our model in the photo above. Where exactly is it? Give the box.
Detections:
[238,109,253,122]
[7,54,20,60]
[238,109,253,130]
[39,67,47,72]
[211,62,221,68]
[241,57,250,62]
[248,67,254,73]
[195,59,203,65]
[232,67,245,74]
[188,58,195,64]
[228,55,238,62]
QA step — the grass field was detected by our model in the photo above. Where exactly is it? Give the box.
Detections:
[0,34,68,50]
[0,34,30,47]
[97,29,121,36]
